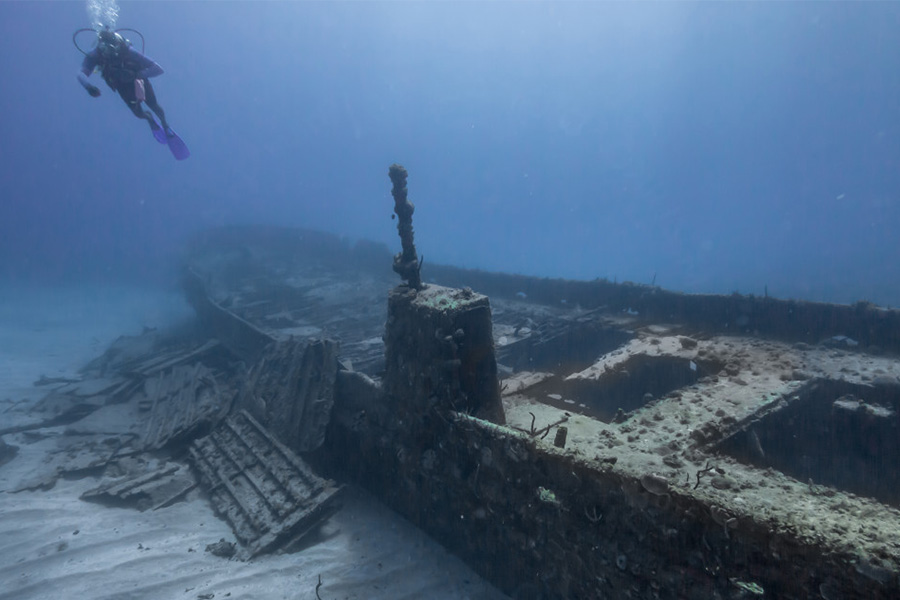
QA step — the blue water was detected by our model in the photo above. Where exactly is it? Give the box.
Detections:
[1,1,898,304]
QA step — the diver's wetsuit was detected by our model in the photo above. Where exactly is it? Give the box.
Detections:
[80,45,169,132]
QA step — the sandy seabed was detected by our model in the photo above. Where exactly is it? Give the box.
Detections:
[0,284,507,600]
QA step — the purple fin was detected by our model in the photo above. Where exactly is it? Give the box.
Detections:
[152,124,168,144]
[165,129,190,161]
[148,115,168,144]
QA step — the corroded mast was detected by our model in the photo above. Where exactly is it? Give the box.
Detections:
[388,164,423,290]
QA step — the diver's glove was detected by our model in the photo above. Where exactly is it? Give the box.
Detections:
[77,73,101,97]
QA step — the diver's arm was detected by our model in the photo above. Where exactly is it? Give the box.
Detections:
[78,51,101,96]
[139,64,163,79]
[80,50,99,77]
[129,49,164,79]
[77,72,101,97]
[139,61,164,79]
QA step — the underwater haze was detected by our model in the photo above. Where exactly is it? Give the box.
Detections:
[1,1,899,305]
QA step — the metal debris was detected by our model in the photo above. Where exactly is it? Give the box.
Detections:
[81,462,196,511]
[120,340,223,379]
[205,538,237,558]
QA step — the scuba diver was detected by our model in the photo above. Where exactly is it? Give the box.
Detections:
[75,28,189,160]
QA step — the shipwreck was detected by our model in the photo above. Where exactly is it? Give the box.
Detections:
[11,164,900,599]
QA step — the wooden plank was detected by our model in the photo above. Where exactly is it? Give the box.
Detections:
[188,410,342,559]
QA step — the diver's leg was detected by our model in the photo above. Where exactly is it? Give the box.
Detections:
[142,80,170,131]
[118,86,157,131]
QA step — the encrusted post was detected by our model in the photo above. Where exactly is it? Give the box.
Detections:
[384,164,504,424]
[388,164,423,290]
[385,285,505,424]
